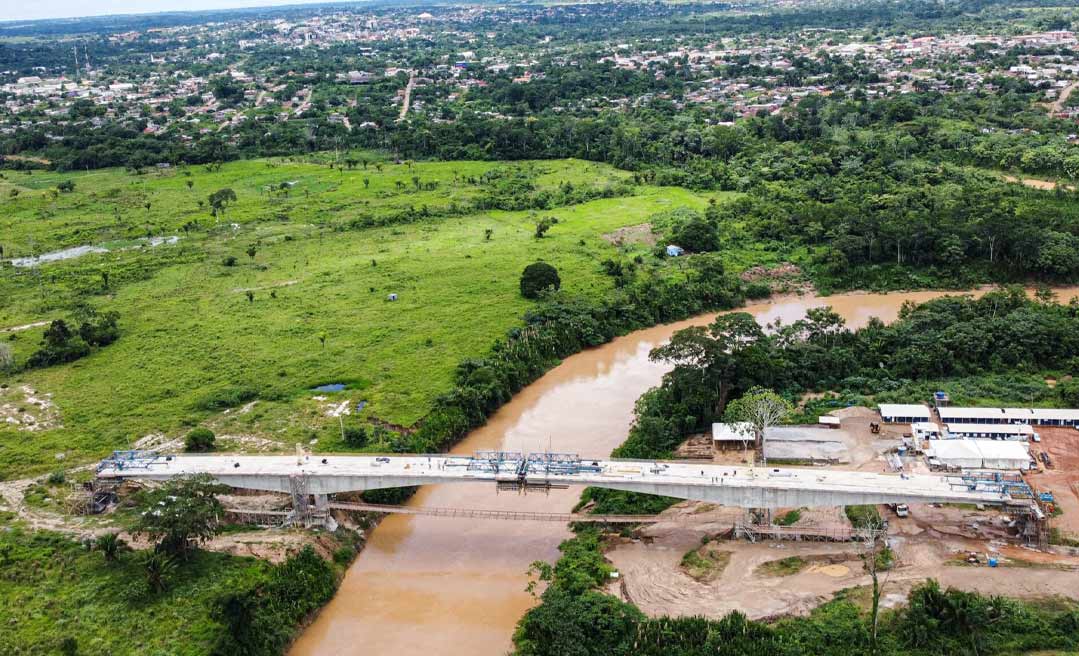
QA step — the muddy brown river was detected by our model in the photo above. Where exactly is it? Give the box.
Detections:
[290,287,1079,656]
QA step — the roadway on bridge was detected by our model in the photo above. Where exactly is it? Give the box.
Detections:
[97,453,1012,508]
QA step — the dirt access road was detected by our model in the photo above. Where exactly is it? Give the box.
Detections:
[607,502,1079,621]
[1027,426,1079,534]
[397,70,415,122]
[1045,81,1079,114]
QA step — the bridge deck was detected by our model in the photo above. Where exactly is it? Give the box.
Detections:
[97,453,1012,508]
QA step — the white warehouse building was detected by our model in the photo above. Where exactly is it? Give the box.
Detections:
[879,404,932,424]
[926,439,1032,471]
[938,406,1079,427]
[944,423,1034,441]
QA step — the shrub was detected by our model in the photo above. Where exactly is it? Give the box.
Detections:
[95,533,124,563]
[76,308,119,347]
[25,308,119,369]
[775,508,802,526]
[185,428,216,452]
[342,425,368,448]
[0,342,13,372]
[744,281,771,299]
[59,637,78,656]
[333,546,355,566]
[138,551,176,594]
[534,216,557,238]
[670,216,719,253]
[520,261,561,299]
[845,504,881,526]
[195,386,257,411]
[222,255,238,267]
[1058,379,1079,407]
[26,320,90,368]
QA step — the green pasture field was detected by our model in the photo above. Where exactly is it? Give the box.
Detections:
[0,528,269,656]
[0,155,742,479]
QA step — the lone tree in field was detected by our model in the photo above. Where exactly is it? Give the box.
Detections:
[520,261,560,299]
[722,387,792,465]
[134,474,225,558]
[534,216,557,239]
[208,187,237,219]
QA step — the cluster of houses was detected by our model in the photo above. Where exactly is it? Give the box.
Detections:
[593,29,1079,122]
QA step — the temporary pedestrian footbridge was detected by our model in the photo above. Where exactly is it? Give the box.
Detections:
[97,449,1016,509]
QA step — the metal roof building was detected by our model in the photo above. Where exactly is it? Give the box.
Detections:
[926,440,1032,471]
[944,423,1034,441]
[879,404,932,423]
[912,422,941,438]
[712,422,754,442]
[938,407,1005,423]
[939,406,1079,427]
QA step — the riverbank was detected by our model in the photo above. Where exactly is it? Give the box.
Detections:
[512,526,1079,656]
[290,285,1079,655]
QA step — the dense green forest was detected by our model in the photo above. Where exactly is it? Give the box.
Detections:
[623,288,1079,459]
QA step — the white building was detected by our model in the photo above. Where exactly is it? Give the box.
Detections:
[939,406,1079,427]
[945,423,1034,441]
[879,404,932,423]
[926,439,1032,471]
[712,422,753,446]
[912,422,941,439]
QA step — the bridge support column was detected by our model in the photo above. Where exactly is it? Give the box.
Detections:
[313,494,338,531]
[287,473,337,530]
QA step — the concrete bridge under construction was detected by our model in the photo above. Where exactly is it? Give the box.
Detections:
[97,450,1020,510]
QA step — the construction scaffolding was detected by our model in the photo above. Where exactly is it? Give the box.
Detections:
[1008,503,1050,549]
[286,472,337,530]
[959,472,1034,498]
[96,450,164,472]
[734,521,887,543]
[65,478,119,515]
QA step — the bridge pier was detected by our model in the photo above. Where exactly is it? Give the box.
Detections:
[312,494,338,531]
[286,473,337,530]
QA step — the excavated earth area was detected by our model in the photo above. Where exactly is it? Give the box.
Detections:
[606,500,1079,621]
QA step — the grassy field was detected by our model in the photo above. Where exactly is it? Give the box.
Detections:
[0,155,631,256]
[0,528,270,656]
[0,155,742,479]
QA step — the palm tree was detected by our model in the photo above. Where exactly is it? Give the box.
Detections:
[139,551,176,593]
[96,533,124,563]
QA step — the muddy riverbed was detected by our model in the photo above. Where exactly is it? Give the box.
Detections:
[290,286,1079,656]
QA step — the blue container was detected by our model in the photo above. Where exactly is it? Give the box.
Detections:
[988,558,998,567]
